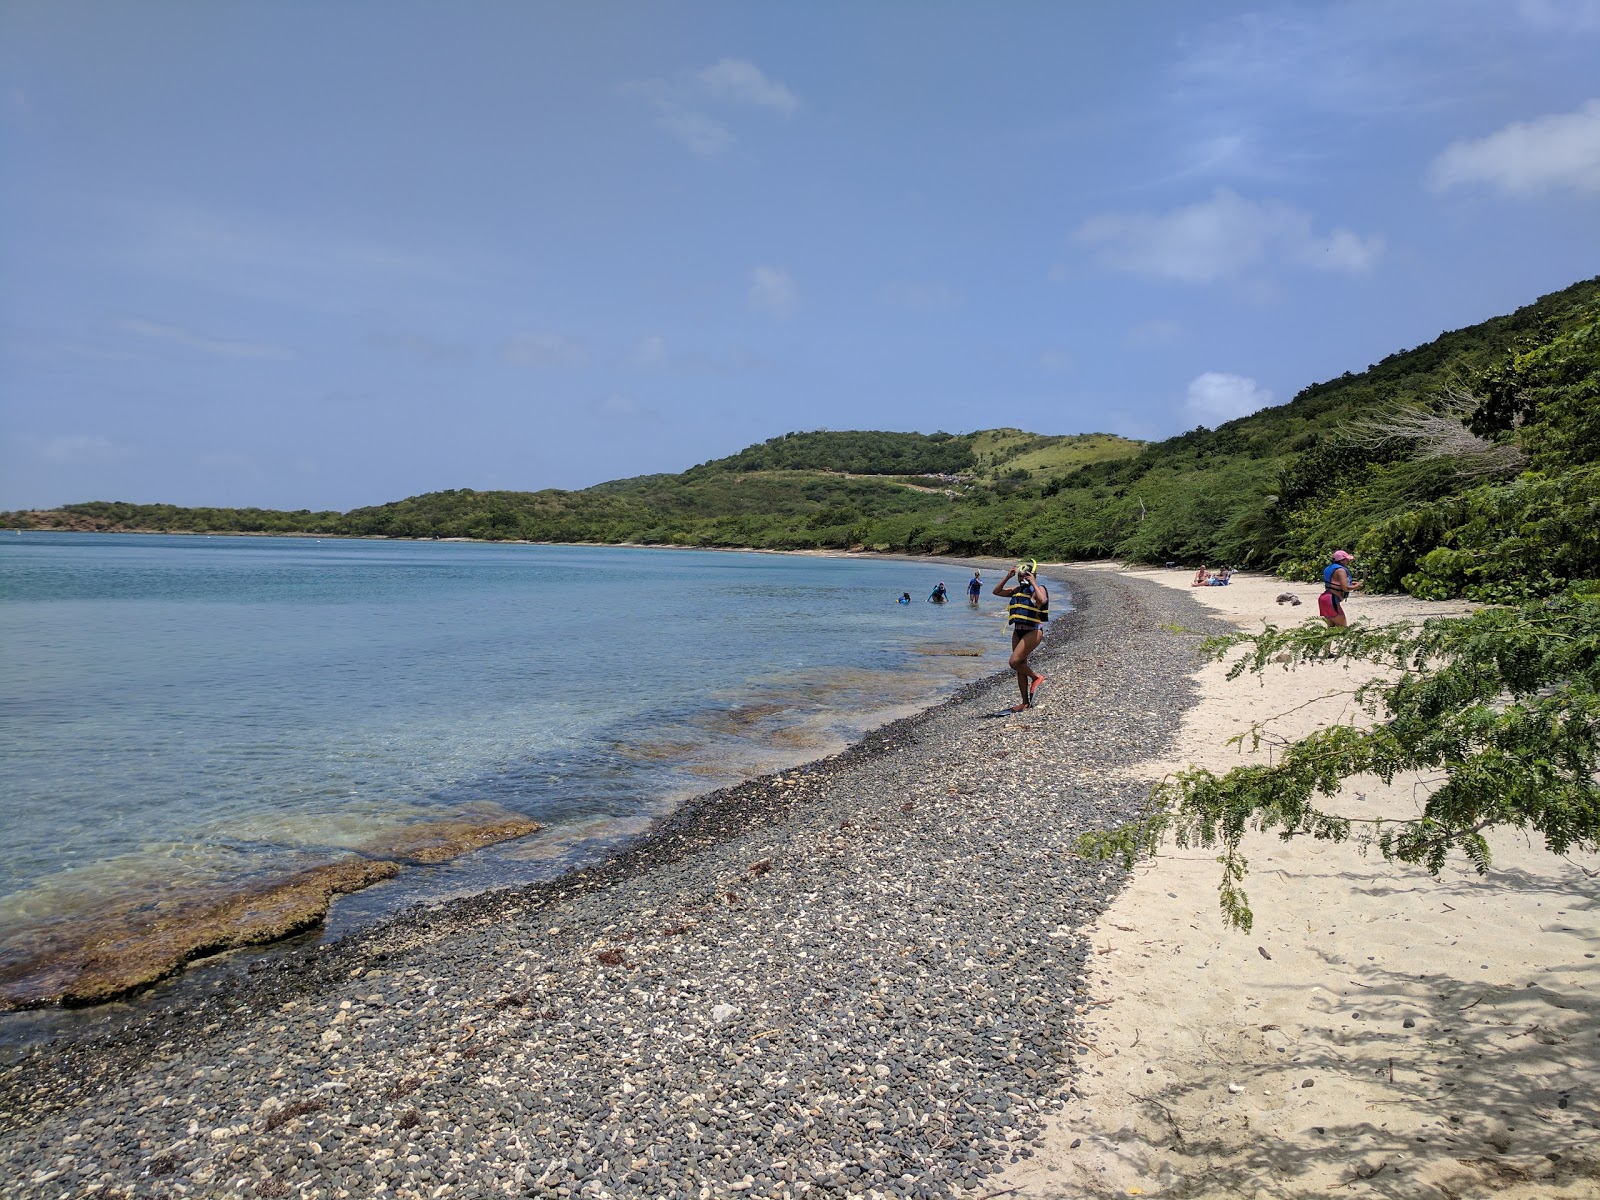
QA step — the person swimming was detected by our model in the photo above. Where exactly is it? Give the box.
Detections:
[898,592,912,604]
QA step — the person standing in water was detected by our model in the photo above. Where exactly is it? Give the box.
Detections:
[993,559,1048,711]
[966,571,983,606]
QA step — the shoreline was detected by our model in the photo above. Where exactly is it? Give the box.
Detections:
[0,547,1038,1039]
[0,542,1020,1019]
[6,564,1591,1198]
[0,566,1226,1198]
[0,525,1073,575]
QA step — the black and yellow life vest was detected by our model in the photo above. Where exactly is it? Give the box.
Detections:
[1008,582,1049,629]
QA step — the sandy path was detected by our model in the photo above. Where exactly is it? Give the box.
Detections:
[1001,564,1600,1200]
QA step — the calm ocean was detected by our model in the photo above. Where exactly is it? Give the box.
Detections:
[0,533,1029,1007]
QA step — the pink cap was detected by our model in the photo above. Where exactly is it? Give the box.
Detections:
[1331,550,1353,562]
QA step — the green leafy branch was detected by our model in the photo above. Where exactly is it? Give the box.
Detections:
[1080,585,1600,931]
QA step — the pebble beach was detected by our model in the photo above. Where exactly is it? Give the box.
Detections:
[0,568,1226,1199]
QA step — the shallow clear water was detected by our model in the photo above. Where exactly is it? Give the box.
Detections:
[0,534,1023,953]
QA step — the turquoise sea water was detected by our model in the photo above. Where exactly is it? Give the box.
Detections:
[0,533,1030,982]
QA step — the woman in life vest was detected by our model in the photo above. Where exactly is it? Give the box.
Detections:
[993,560,1048,711]
[1319,550,1360,627]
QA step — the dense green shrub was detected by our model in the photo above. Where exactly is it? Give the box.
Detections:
[1353,466,1600,601]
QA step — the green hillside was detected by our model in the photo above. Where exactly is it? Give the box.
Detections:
[6,274,1598,600]
[687,427,1141,489]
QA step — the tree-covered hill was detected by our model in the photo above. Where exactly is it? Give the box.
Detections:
[686,429,978,477]
[6,274,1597,599]
[1082,277,1600,923]
[2,431,1146,549]
[685,427,1138,487]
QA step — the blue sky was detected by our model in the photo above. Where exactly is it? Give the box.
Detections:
[3,1,1598,511]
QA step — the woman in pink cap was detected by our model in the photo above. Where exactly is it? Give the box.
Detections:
[1319,550,1360,627]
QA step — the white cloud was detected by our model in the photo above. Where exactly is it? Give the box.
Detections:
[119,317,292,359]
[22,434,136,466]
[1185,372,1273,423]
[654,108,733,157]
[626,58,798,156]
[1299,227,1385,272]
[696,59,799,114]
[1172,10,1422,121]
[1162,7,1600,190]
[1428,99,1600,196]
[503,331,586,367]
[1074,188,1383,282]
[748,267,798,318]
[1167,131,1274,182]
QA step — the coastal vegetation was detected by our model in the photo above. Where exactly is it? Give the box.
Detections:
[8,278,1597,596]
[1082,280,1600,924]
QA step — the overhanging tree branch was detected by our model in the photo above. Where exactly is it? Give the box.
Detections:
[1079,586,1600,931]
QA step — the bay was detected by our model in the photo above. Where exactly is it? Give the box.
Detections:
[0,532,1021,1008]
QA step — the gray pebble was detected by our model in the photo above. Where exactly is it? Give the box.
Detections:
[0,569,1224,1199]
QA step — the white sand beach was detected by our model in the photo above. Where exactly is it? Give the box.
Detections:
[1003,565,1600,1199]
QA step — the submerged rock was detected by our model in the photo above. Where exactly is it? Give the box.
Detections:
[1,810,542,1009]
[358,813,543,865]
[0,858,400,1010]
